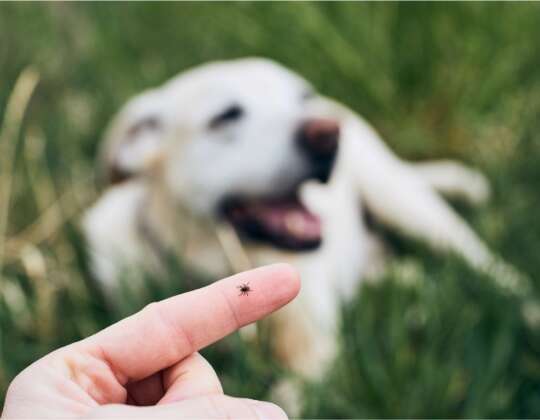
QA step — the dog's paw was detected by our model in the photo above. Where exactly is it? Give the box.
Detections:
[462,169,491,206]
[299,180,328,217]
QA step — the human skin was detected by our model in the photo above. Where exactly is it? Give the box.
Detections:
[1,264,300,419]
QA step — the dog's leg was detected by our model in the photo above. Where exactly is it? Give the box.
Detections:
[337,115,528,294]
[268,269,340,416]
[411,160,491,205]
[268,175,365,377]
[261,176,366,415]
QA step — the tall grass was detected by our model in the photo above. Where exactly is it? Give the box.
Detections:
[1,3,540,417]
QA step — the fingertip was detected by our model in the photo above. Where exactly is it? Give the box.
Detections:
[225,263,301,325]
[246,399,289,419]
[258,263,301,305]
[275,263,302,300]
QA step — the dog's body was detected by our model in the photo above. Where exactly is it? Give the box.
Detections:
[83,58,516,390]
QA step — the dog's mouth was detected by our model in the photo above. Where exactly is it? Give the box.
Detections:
[218,117,342,250]
[220,194,321,250]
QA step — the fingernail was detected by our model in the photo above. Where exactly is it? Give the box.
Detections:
[249,401,288,419]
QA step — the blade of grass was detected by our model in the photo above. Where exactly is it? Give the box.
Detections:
[0,68,40,280]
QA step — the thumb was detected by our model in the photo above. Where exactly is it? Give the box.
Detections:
[86,395,288,419]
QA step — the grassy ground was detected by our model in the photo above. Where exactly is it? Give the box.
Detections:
[1,3,540,418]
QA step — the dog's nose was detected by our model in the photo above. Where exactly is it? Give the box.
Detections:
[297,118,339,160]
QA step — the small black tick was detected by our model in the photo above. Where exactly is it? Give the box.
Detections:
[237,282,252,296]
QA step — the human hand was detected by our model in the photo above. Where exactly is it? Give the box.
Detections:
[1,264,300,419]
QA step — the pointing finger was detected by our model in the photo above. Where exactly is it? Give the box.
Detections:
[83,264,300,383]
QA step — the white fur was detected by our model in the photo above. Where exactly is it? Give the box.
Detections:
[83,58,519,395]
[83,181,148,290]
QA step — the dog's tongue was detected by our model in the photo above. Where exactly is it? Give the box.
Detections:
[224,197,322,249]
[256,202,321,242]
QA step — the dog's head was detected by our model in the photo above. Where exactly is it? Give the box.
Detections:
[101,58,340,250]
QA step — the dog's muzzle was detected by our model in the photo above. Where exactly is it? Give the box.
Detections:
[220,118,341,251]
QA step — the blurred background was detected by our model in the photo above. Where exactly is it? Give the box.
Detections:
[1,2,540,417]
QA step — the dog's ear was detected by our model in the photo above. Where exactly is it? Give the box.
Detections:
[100,91,166,184]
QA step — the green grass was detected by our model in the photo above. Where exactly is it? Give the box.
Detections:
[1,3,540,418]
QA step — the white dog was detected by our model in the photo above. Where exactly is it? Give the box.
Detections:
[83,58,522,391]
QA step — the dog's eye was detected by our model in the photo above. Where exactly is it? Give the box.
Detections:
[209,105,244,129]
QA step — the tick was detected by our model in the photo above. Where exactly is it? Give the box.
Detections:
[237,282,252,296]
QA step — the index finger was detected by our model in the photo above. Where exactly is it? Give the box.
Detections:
[83,263,300,383]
